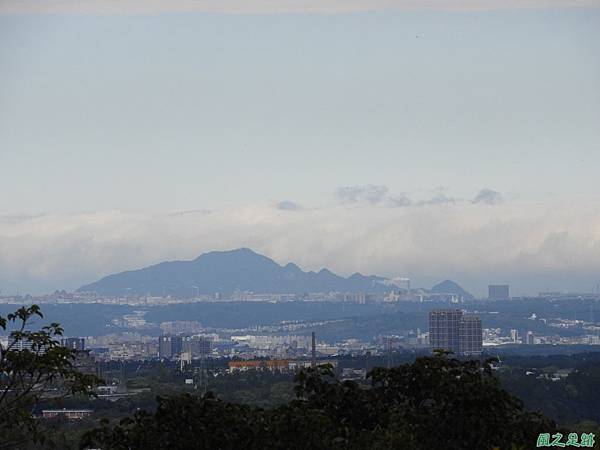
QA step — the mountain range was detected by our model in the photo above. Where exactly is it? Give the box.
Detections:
[78,248,390,297]
[78,248,473,299]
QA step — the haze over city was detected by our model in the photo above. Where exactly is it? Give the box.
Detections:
[1,1,600,296]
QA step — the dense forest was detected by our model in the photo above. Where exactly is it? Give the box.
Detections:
[80,356,559,450]
[22,353,600,449]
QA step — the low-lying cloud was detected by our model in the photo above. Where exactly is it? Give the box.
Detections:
[335,185,389,205]
[334,185,483,207]
[417,192,456,206]
[2,198,600,296]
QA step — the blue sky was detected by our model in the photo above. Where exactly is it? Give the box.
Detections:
[1,3,599,295]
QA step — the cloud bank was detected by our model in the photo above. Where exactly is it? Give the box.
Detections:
[334,185,468,207]
[2,197,600,296]
[0,0,598,15]
[335,185,390,205]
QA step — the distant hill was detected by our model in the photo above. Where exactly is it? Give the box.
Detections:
[77,248,389,297]
[430,279,474,301]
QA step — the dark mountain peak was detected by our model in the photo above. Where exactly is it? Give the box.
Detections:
[193,248,280,270]
[195,247,264,261]
[430,280,474,300]
[349,272,378,280]
[432,279,460,291]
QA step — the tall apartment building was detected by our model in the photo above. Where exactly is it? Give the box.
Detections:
[488,285,510,301]
[159,335,205,359]
[182,335,212,357]
[159,335,174,359]
[62,337,85,351]
[458,315,483,355]
[429,309,482,356]
[171,335,183,356]
[526,331,535,345]
[510,329,519,343]
[429,309,463,354]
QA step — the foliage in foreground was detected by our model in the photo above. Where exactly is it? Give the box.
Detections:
[0,306,100,449]
[82,354,557,450]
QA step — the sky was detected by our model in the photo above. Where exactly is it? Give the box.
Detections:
[1,1,600,296]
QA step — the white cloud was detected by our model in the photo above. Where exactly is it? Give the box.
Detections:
[417,192,456,206]
[0,0,598,15]
[2,199,600,296]
[387,194,413,207]
[336,185,416,207]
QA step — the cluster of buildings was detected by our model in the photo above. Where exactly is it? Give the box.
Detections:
[483,327,600,346]
[0,283,513,306]
[151,308,485,371]
[6,281,600,309]
[41,409,93,420]
[479,311,600,346]
[1,335,98,376]
[84,333,158,360]
[158,334,213,360]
